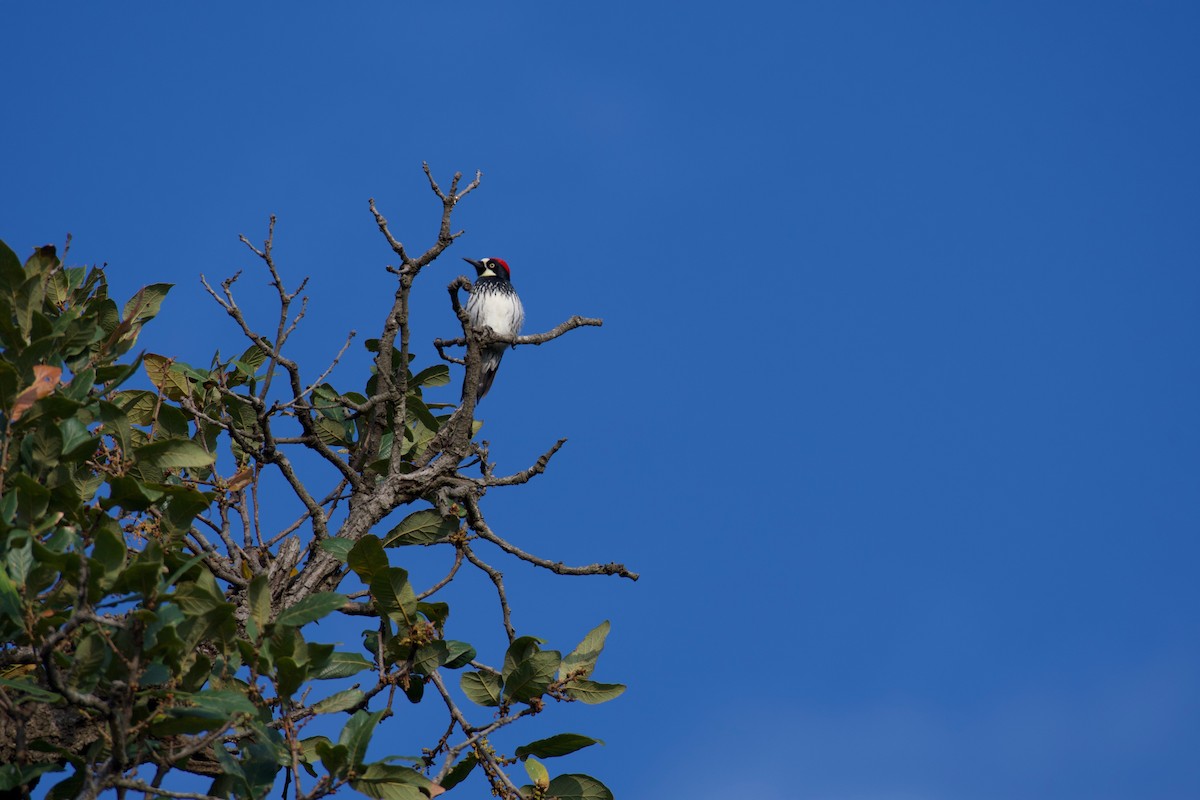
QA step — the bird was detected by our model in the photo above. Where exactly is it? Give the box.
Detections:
[463,257,525,400]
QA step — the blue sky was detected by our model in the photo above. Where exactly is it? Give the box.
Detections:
[4,3,1199,799]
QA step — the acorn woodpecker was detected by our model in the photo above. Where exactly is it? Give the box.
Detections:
[463,257,525,400]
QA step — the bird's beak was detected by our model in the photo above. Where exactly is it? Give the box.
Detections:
[463,258,483,270]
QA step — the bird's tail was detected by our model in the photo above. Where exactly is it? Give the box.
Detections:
[475,346,506,401]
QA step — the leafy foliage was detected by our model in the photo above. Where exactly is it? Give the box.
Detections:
[0,173,630,800]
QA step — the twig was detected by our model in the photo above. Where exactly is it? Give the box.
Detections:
[427,671,524,799]
[110,780,224,800]
[416,546,465,600]
[461,544,514,641]
[275,330,358,411]
[483,439,567,487]
[463,495,639,581]
[434,315,603,351]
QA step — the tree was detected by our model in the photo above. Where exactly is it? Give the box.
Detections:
[0,166,636,800]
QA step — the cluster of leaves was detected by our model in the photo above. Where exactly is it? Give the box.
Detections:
[0,181,627,800]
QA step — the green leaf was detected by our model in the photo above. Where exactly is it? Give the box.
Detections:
[0,240,22,289]
[0,675,61,704]
[113,389,159,425]
[123,283,173,324]
[502,636,544,680]
[141,661,171,686]
[132,438,215,470]
[0,573,24,628]
[63,368,97,402]
[351,763,431,800]
[316,740,350,778]
[503,650,561,703]
[314,415,353,447]
[113,539,164,596]
[102,475,163,512]
[7,474,50,524]
[460,670,503,707]
[370,567,416,625]
[22,243,57,274]
[91,523,127,578]
[223,395,259,438]
[26,426,62,471]
[299,736,331,776]
[215,734,283,797]
[405,391,440,430]
[545,774,614,800]
[46,265,71,307]
[438,753,477,791]
[299,734,330,763]
[559,620,610,680]
[382,508,457,547]
[158,484,211,535]
[71,632,110,693]
[563,679,626,705]
[162,549,206,589]
[95,357,143,393]
[276,656,307,698]
[411,641,448,675]
[319,536,354,561]
[338,709,383,767]
[171,569,228,616]
[97,400,133,454]
[0,762,64,792]
[248,575,270,635]
[143,354,191,400]
[154,403,190,439]
[405,416,437,461]
[310,651,373,680]
[412,364,450,388]
[154,689,256,735]
[237,343,269,371]
[312,688,365,715]
[442,640,476,670]
[0,492,16,524]
[45,769,83,800]
[186,690,258,717]
[515,734,605,761]
[58,416,96,458]
[524,757,549,786]
[5,531,33,586]
[275,592,347,627]
[348,534,388,585]
[418,601,449,629]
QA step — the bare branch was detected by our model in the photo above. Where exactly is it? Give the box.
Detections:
[483,438,568,487]
[433,338,465,366]
[428,671,524,799]
[265,480,349,547]
[417,546,465,600]
[464,495,639,581]
[110,780,224,800]
[276,330,358,411]
[368,197,409,263]
[434,314,603,351]
[461,544,515,641]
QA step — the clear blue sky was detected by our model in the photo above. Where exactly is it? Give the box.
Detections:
[4,3,1199,799]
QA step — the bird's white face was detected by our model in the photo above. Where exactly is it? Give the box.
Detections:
[465,256,511,280]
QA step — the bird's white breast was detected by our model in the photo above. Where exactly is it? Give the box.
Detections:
[467,286,525,338]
